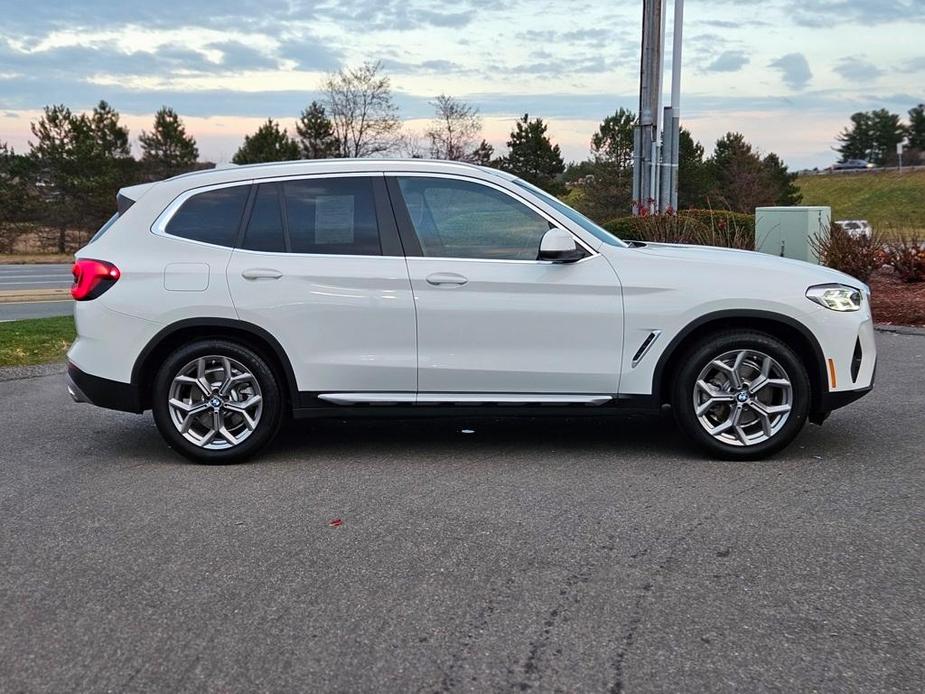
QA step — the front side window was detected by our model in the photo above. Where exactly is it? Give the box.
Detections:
[395,177,551,260]
[283,178,381,256]
[165,185,250,247]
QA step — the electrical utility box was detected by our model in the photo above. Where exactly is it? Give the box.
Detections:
[755,206,831,263]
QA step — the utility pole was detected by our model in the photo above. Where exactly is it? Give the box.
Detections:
[633,0,663,215]
[659,0,684,212]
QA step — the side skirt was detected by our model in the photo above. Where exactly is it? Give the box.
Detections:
[292,393,660,419]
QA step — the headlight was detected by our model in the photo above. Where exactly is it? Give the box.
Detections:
[806,283,863,312]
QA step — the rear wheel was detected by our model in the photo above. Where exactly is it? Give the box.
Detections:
[672,331,810,459]
[152,340,283,464]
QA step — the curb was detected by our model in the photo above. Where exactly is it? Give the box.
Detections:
[875,323,925,336]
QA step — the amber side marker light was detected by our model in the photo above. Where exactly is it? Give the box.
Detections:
[827,358,838,389]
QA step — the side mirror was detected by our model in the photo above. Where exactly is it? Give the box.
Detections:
[538,228,584,263]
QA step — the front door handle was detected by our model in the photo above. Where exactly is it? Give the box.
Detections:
[242,268,283,280]
[426,272,468,287]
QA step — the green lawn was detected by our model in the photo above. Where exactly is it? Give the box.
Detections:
[797,169,925,235]
[0,316,75,367]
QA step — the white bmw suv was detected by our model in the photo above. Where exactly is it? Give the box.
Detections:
[66,159,876,463]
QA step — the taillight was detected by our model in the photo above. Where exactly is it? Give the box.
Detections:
[71,259,120,301]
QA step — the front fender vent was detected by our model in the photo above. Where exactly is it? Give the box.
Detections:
[631,330,662,368]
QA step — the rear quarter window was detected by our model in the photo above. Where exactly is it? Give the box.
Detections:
[165,185,250,247]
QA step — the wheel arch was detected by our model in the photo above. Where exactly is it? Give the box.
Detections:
[653,310,827,413]
[132,318,299,412]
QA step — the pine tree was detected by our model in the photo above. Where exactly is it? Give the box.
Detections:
[762,152,802,206]
[29,101,135,249]
[295,101,338,159]
[677,128,713,209]
[469,139,494,166]
[581,109,636,219]
[707,132,776,213]
[232,119,300,164]
[836,109,904,165]
[139,107,199,171]
[906,104,925,150]
[498,114,565,194]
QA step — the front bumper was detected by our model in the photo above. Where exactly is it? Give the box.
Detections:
[67,362,143,414]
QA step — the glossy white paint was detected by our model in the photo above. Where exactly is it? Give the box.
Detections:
[408,254,623,393]
[226,248,416,392]
[67,158,876,416]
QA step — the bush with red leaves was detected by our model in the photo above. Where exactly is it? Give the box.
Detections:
[883,234,925,283]
[811,225,884,283]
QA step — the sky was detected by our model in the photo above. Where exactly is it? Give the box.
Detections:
[0,0,922,170]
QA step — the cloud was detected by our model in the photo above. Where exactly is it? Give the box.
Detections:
[900,56,925,73]
[705,50,749,73]
[785,0,925,27]
[769,53,812,90]
[833,57,884,83]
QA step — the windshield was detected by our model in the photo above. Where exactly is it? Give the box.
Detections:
[511,179,627,248]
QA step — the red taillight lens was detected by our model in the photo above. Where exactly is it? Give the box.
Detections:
[71,259,120,301]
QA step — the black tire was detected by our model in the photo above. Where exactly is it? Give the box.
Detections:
[152,339,283,464]
[671,330,810,460]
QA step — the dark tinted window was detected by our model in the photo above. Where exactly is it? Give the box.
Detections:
[242,184,285,252]
[396,177,550,260]
[165,185,249,247]
[283,178,380,256]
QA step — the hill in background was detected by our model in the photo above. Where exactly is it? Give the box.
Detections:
[797,169,925,235]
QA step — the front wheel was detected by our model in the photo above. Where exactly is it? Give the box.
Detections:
[152,340,283,464]
[672,331,810,460]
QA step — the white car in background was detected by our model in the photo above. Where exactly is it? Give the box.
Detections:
[66,159,876,463]
[836,220,873,238]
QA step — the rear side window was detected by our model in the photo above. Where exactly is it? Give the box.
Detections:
[165,185,249,247]
[283,178,381,256]
[242,184,286,252]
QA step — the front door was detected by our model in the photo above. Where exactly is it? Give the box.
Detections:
[227,174,416,395]
[388,174,623,395]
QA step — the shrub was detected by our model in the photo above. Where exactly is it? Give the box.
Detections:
[811,224,883,283]
[602,209,755,249]
[883,233,925,283]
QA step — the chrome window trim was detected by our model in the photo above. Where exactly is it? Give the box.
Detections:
[150,170,599,261]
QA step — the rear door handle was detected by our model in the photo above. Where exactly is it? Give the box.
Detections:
[242,268,283,280]
[426,272,468,286]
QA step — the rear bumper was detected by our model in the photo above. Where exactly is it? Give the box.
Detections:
[67,362,143,414]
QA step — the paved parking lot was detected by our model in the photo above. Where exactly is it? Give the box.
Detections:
[1,331,922,692]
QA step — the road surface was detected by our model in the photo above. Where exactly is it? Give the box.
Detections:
[0,264,73,320]
[0,332,922,692]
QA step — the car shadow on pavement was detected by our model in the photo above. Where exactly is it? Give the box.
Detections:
[270,412,693,460]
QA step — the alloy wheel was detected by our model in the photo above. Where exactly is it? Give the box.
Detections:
[167,355,263,450]
[692,349,793,447]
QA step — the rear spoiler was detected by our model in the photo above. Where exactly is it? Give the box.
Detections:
[116,182,156,214]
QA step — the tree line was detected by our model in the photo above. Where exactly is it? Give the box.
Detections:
[1,59,805,254]
[836,104,925,166]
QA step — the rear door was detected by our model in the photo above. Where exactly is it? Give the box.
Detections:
[226,174,416,395]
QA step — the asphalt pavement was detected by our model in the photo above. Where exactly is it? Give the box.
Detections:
[0,264,73,320]
[0,263,72,291]
[1,332,922,693]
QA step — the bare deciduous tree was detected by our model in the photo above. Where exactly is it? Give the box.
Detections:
[322,61,401,158]
[426,94,481,161]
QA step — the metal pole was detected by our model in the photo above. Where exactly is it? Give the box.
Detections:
[659,106,673,211]
[633,0,663,215]
[669,0,684,211]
